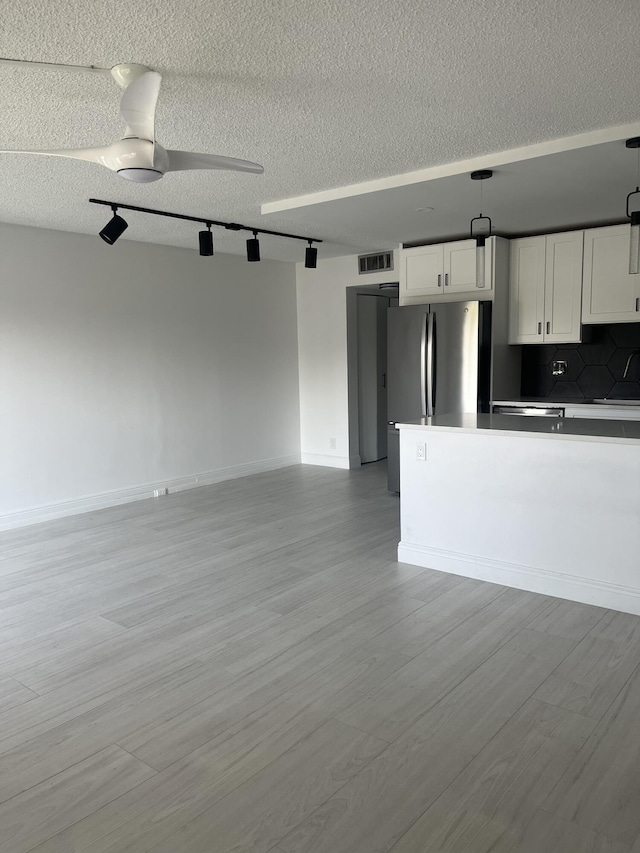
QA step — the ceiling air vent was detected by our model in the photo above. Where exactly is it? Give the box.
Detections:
[358,251,394,275]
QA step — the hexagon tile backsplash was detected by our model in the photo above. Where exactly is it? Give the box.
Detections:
[521,324,640,400]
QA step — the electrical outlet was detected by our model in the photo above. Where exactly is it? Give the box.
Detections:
[416,442,426,461]
[329,437,336,449]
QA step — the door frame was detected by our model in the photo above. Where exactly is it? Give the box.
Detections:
[346,283,398,466]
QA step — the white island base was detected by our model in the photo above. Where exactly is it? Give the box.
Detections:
[397,414,640,616]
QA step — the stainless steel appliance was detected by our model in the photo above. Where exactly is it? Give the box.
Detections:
[493,404,564,417]
[387,301,492,492]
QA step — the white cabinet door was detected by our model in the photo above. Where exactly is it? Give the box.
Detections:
[509,236,545,344]
[544,231,583,343]
[401,245,444,299]
[443,239,493,292]
[583,225,640,324]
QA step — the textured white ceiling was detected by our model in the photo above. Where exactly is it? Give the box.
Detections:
[263,139,640,249]
[1,0,640,261]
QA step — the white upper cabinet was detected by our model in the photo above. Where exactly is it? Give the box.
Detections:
[400,238,493,303]
[544,231,584,343]
[509,231,583,344]
[582,225,640,324]
[444,240,483,291]
[402,244,443,297]
[509,237,546,344]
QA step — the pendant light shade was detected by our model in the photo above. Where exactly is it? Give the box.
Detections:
[475,237,486,288]
[630,211,640,275]
[470,170,492,289]
[626,138,640,274]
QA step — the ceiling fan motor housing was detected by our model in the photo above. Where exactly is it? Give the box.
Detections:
[106,138,169,181]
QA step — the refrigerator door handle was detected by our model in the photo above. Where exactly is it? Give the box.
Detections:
[426,312,435,417]
[420,313,428,417]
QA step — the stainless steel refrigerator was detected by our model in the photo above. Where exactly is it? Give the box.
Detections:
[387,301,492,492]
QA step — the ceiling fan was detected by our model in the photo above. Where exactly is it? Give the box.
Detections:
[0,63,264,183]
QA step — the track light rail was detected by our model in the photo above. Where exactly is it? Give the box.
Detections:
[88,199,322,244]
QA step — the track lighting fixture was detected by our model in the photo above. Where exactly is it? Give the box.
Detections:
[99,205,128,245]
[305,241,318,269]
[246,232,260,262]
[199,223,214,256]
[469,170,492,289]
[626,138,640,275]
[89,199,321,265]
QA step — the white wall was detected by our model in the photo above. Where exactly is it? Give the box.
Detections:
[296,252,398,468]
[0,223,300,528]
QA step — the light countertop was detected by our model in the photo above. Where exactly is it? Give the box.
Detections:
[397,413,640,445]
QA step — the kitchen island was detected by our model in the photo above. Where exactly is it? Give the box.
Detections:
[397,413,640,615]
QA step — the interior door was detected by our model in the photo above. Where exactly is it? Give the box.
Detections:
[375,297,389,458]
[357,295,391,463]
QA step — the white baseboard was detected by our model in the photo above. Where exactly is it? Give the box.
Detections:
[300,452,351,469]
[0,454,301,532]
[397,542,640,617]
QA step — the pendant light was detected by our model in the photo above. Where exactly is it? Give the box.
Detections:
[626,138,640,275]
[470,170,492,289]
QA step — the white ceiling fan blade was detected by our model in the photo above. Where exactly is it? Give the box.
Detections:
[166,150,264,174]
[120,71,161,142]
[0,146,114,167]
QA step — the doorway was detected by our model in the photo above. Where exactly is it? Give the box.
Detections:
[346,283,399,466]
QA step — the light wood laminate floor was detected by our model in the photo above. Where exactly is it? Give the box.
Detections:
[1,462,639,852]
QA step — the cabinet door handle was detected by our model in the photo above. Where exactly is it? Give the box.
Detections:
[437,274,442,287]
[636,297,640,312]
[444,273,449,287]
[546,321,550,334]
[538,322,542,335]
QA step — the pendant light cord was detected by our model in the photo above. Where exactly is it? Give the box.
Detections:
[479,178,483,217]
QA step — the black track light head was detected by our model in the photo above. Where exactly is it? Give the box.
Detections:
[99,207,128,245]
[199,224,214,256]
[305,241,317,269]
[246,232,260,262]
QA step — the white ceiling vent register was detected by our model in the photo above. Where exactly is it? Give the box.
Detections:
[358,252,394,274]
